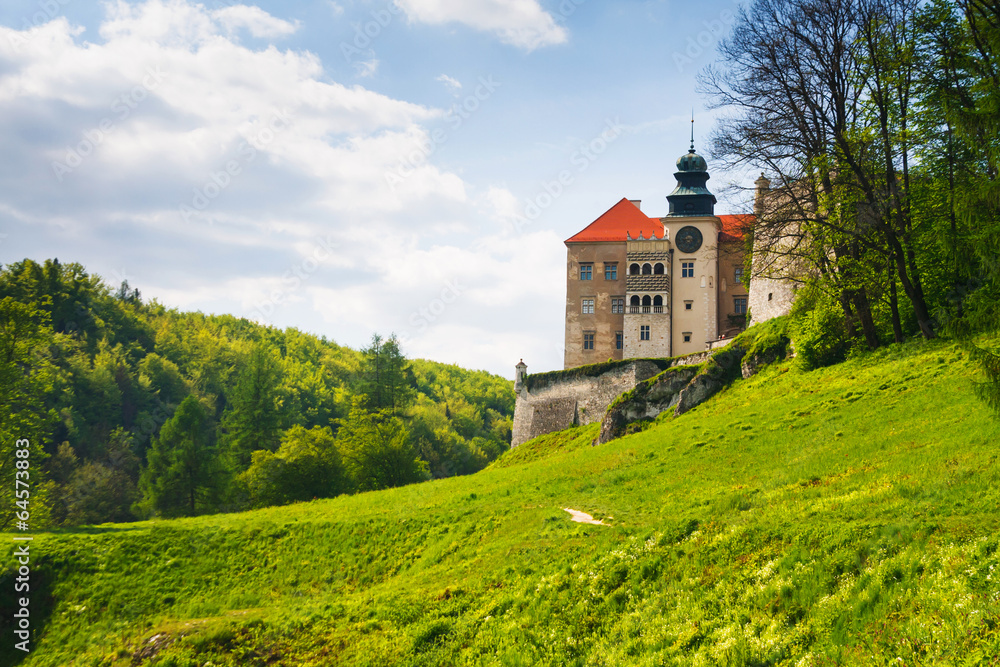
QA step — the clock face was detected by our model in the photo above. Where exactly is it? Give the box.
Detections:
[675,226,703,253]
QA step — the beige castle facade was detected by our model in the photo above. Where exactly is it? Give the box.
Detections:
[562,144,750,369]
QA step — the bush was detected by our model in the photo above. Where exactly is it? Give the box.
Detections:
[791,298,851,370]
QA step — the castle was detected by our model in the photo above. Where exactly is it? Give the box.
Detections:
[512,135,797,447]
[562,135,749,368]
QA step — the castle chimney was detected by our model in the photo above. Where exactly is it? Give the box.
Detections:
[629,199,641,211]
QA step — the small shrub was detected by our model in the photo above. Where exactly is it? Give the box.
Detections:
[791,290,851,370]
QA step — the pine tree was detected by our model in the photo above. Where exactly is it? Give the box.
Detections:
[220,342,283,470]
[139,395,223,517]
[360,333,414,416]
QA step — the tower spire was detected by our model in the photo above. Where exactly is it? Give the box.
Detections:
[690,110,695,152]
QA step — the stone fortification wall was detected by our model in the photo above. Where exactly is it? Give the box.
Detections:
[747,276,797,326]
[512,359,667,447]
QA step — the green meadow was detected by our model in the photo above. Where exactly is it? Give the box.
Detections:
[4,336,1000,666]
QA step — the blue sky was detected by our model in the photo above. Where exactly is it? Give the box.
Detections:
[0,0,751,377]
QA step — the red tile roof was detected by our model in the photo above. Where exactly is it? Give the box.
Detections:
[565,198,665,244]
[718,214,753,243]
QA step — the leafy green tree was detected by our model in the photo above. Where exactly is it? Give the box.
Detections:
[916,0,1000,412]
[337,399,428,491]
[360,333,414,416]
[220,342,283,470]
[0,297,57,530]
[63,428,140,524]
[138,395,223,517]
[238,425,347,508]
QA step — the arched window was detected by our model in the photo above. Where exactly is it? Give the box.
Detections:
[653,263,664,275]
[642,263,652,275]
[642,295,652,306]
[629,263,640,275]
[653,295,663,313]
[629,295,640,313]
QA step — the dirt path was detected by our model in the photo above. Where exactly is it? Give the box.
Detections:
[563,508,607,526]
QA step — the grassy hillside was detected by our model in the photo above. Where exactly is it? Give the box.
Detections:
[4,336,1000,666]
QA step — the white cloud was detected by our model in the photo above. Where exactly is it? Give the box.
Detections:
[213,5,301,39]
[436,73,462,92]
[0,0,566,376]
[354,57,380,78]
[396,0,568,50]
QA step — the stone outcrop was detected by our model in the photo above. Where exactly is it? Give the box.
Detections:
[674,343,746,415]
[597,365,699,444]
[598,342,749,443]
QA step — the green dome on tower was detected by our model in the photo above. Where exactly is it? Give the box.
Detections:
[666,121,716,217]
[676,148,708,173]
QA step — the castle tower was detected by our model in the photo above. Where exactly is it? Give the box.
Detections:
[659,126,721,354]
[514,359,527,393]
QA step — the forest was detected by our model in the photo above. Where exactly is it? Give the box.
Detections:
[0,258,514,527]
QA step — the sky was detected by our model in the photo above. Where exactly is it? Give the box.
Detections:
[0,0,752,379]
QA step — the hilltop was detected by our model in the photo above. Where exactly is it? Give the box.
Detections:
[3,331,999,665]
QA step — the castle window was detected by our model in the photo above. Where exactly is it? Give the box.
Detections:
[642,263,652,275]
[654,263,665,275]
[629,263,640,275]
[580,264,593,280]
[653,295,663,313]
[683,332,692,343]
[582,299,595,314]
[642,295,652,313]
[734,297,747,314]
[734,267,744,283]
[615,331,623,349]
[682,261,694,278]
[684,300,693,311]
[583,332,595,350]
[611,297,624,314]
[605,263,618,280]
[629,295,640,313]
[768,292,773,301]
[640,325,650,341]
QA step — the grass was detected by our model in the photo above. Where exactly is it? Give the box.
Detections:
[3,336,1000,665]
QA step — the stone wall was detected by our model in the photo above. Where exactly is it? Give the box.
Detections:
[512,359,666,447]
[747,276,797,326]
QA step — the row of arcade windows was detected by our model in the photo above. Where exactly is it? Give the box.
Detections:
[628,263,665,276]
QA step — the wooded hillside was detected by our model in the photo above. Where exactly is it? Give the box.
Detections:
[0,258,514,527]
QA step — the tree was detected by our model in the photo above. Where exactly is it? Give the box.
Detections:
[337,399,428,491]
[702,0,942,346]
[238,425,347,508]
[0,297,57,530]
[138,395,223,517]
[360,333,414,416]
[220,341,283,471]
[917,0,1000,412]
[63,428,140,525]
